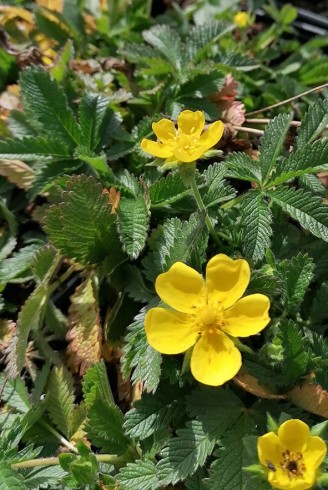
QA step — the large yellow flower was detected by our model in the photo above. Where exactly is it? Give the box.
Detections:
[145,254,270,386]
[258,419,327,490]
[141,110,224,163]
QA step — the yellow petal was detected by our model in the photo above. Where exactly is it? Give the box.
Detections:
[177,110,205,137]
[305,435,327,469]
[257,432,283,467]
[199,120,224,149]
[190,331,241,386]
[152,119,176,144]
[268,469,314,490]
[278,419,310,452]
[173,145,208,163]
[222,294,270,337]
[141,139,174,158]
[145,307,198,354]
[155,262,206,313]
[206,254,250,309]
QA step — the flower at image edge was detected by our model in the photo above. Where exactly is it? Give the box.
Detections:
[141,110,224,164]
[144,254,270,386]
[258,419,327,490]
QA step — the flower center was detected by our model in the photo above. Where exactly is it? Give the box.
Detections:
[196,303,225,334]
[280,449,306,480]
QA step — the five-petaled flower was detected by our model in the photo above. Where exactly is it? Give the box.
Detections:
[258,419,327,490]
[145,254,270,386]
[141,110,224,164]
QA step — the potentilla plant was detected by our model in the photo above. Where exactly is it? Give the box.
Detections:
[2,1,328,489]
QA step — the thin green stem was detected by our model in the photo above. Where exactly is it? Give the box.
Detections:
[11,453,128,470]
[39,420,78,454]
[48,265,77,295]
[189,175,222,246]
[220,193,247,211]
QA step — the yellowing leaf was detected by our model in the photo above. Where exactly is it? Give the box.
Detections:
[67,274,102,376]
[0,160,35,189]
[288,379,328,418]
[35,0,63,12]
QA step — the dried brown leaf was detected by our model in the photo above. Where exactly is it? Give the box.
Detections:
[67,274,102,376]
[288,379,328,418]
[234,369,285,400]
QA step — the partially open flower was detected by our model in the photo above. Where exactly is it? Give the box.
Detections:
[145,254,270,386]
[258,419,327,490]
[141,110,224,165]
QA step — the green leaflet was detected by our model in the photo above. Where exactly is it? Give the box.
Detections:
[117,194,150,259]
[46,366,76,439]
[267,187,328,242]
[118,460,160,490]
[44,175,125,265]
[240,191,272,263]
[259,113,291,184]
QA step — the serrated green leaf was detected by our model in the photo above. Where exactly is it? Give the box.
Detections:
[143,25,183,70]
[215,50,258,71]
[122,306,161,393]
[224,152,262,183]
[149,172,191,207]
[20,67,81,145]
[7,110,38,139]
[241,191,272,262]
[259,113,291,184]
[185,386,243,437]
[78,93,109,151]
[0,137,71,161]
[0,244,40,286]
[47,366,75,438]
[123,382,185,440]
[0,376,31,413]
[122,265,155,303]
[24,465,66,488]
[267,187,328,242]
[269,140,328,186]
[277,253,314,312]
[181,71,225,98]
[157,419,215,485]
[202,162,237,208]
[6,285,47,378]
[207,414,255,490]
[142,215,207,282]
[44,175,125,265]
[118,459,160,490]
[296,98,328,147]
[86,399,130,454]
[117,195,150,259]
[186,22,233,63]
[278,320,309,386]
[31,245,59,283]
[0,463,27,489]
[82,361,114,408]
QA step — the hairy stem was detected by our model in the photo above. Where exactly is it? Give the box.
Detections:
[245,82,328,116]
[11,453,127,470]
[233,125,264,136]
[189,174,222,246]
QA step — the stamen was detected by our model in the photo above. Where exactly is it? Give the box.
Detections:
[280,449,306,480]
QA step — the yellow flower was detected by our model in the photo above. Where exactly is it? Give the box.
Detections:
[141,110,224,164]
[145,254,270,386]
[258,419,327,490]
[233,11,251,28]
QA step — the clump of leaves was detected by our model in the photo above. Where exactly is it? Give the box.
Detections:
[1,0,328,489]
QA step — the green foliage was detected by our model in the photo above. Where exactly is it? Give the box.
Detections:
[277,320,309,387]
[240,191,272,262]
[118,460,160,490]
[117,194,150,259]
[3,2,328,489]
[46,366,76,438]
[45,175,124,265]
